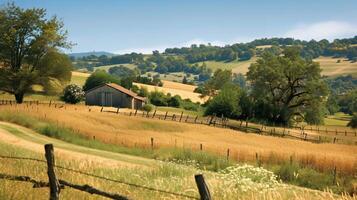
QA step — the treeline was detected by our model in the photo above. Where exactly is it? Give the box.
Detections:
[72,36,357,82]
[165,36,357,61]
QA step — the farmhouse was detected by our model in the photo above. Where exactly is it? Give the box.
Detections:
[85,83,146,109]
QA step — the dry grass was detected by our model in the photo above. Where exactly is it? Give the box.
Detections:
[161,80,197,92]
[133,82,208,104]
[314,57,357,77]
[0,104,356,176]
[1,141,353,200]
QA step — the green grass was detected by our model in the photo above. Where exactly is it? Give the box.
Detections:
[70,75,87,86]
[155,106,203,116]
[324,112,352,126]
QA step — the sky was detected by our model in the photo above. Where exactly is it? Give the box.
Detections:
[3,0,357,54]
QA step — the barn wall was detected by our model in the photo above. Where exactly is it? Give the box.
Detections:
[85,85,135,108]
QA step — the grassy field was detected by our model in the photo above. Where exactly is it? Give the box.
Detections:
[0,131,352,200]
[133,82,207,104]
[0,104,355,176]
[314,57,357,77]
[197,58,256,74]
[94,63,138,71]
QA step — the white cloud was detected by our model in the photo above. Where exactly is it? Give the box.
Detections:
[284,21,357,41]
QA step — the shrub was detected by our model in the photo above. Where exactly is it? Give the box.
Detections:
[61,84,84,104]
[347,113,357,128]
[142,104,154,112]
[168,95,181,107]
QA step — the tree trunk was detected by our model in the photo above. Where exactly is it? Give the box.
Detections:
[15,93,24,104]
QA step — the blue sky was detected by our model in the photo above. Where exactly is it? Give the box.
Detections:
[3,0,357,54]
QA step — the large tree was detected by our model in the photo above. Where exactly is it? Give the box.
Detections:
[0,3,72,103]
[247,47,328,125]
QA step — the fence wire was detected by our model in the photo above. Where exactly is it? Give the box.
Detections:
[0,155,199,199]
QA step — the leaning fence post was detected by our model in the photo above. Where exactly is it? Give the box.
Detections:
[116,107,120,114]
[44,144,60,200]
[152,110,156,118]
[194,174,212,200]
[179,111,183,122]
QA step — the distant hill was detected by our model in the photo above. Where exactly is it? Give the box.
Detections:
[68,51,115,58]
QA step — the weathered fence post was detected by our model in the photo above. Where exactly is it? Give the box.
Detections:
[194,174,212,200]
[179,111,183,122]
[194,116,198,123]
[185,115,189,122]
[100,107,103,112]
[200,143,203,151]
[134,109,138,116]
[44,144,60,200]
[151,137,154,150]
[226,148,230,161]
[152,110,156,118]
[333,137,336,143]
[164,111,168,120]
[116,107,120,114]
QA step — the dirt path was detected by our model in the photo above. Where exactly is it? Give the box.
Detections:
[0,122,155,168]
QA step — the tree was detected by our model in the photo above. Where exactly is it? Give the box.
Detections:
[61,84,84,104]
[0,3,72,103]
[202,69,232,97]
[204,84,241,118]
[247,47,328,125]
[83,70,120,91]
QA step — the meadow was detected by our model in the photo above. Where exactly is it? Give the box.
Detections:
[1,137,352,200]
[0,104,355,177]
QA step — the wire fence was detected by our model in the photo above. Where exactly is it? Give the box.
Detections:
[0,144,210,200]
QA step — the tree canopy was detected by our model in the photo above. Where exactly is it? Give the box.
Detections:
[0,3,72,103]
[247,47,328,125]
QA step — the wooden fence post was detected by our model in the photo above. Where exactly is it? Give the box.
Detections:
[44,144,60,200]
[333,137,336,143]
[194,116,198,123]
[116,107,120,114]
[151,138,154,150]
[164,111,168,120]
[152,110,156,118]
[226,148,230,161]
[179,111,183,122]
[100,107,103,112]
[185,115,189,122]
[194,174,212,200]
[200,143,203,151]
[134,109,138,116]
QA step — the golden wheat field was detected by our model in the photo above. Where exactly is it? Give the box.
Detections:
[0,104,356,176]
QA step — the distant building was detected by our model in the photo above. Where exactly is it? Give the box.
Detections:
[85,83,146,109]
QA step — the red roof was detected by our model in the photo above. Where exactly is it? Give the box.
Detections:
[86,83,146,101]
